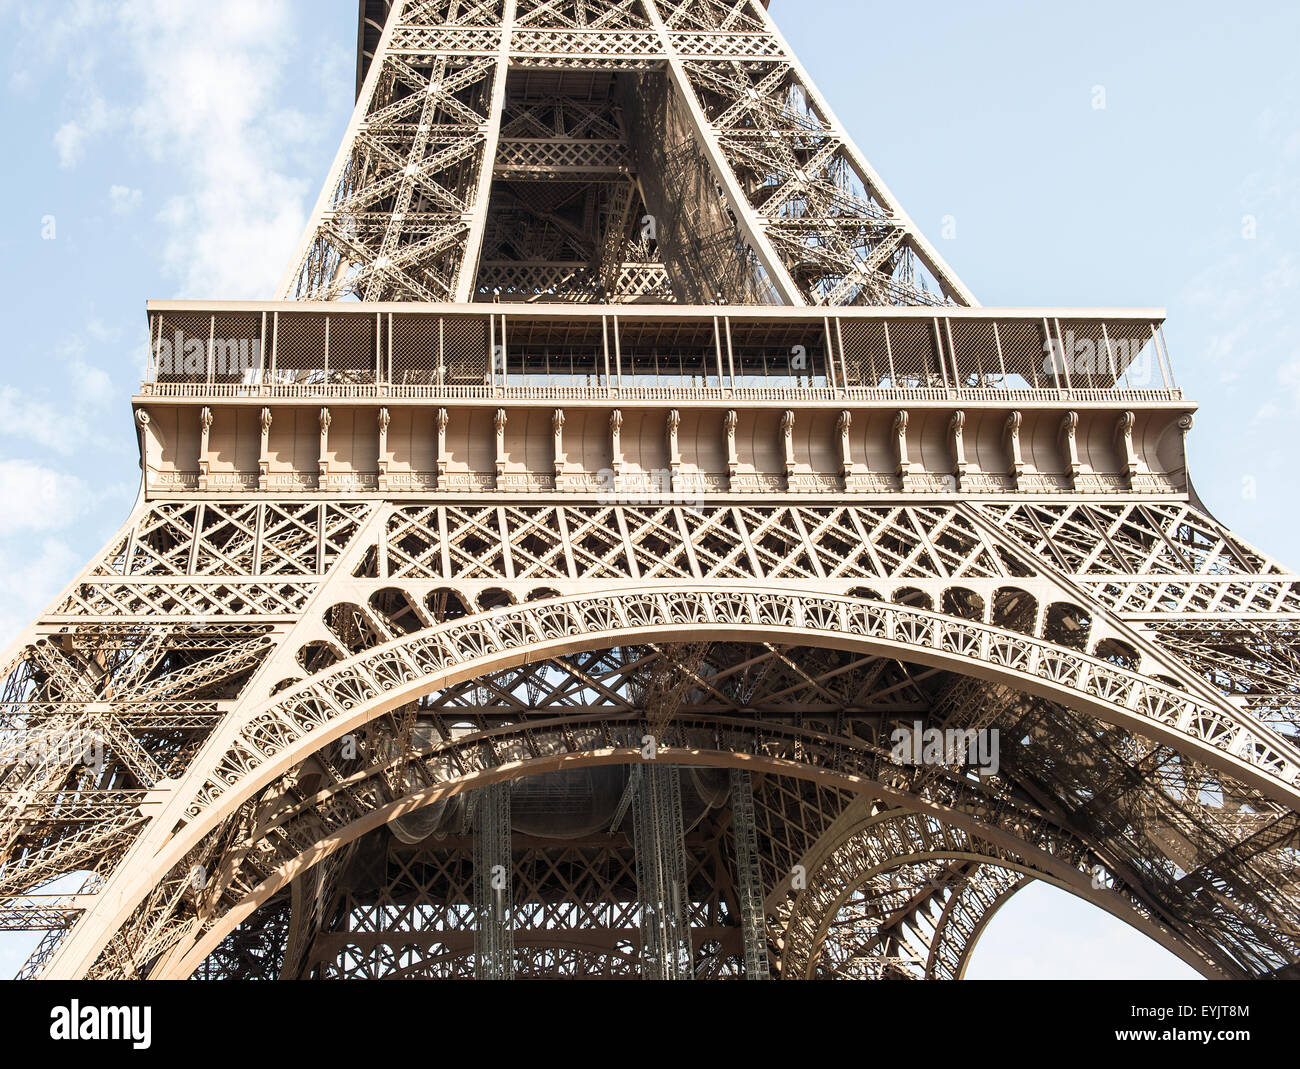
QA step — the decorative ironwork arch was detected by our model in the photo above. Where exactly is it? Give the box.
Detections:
[47,587,1300,979]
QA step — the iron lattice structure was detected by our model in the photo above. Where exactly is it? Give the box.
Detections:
[2,0,1299,981]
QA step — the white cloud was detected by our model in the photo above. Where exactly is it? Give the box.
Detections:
[68,359,116,409]
[24,0,317,297]
[53,92,116,168]
[115,0,312,297]
[0,462,88,535]
[1279,358,1300,412]
[0,459,135,645]
[1179,106,1300,425]
[1253,400,1281,425]
[15,0,114,51]
[0,357,123,454]
[0,537,82,650]
[314,40,354,100]
[0,388,76,455]
[85,318,122,345]
[108,184,142,215]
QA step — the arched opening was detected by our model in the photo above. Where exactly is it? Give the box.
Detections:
[965,882,1201,980]
[1043,602,1091,652]
[426,588,473,622]
[61,592,1290,985]
[1093,638,1139,671]
[369,587,425,636]
[941,587,985,621]
[297,640,344,675]
[992,587,1037,635]
[894,587,933,610]
[477,587,515,612]
[324,602,387,655]
[179,740,1230,983]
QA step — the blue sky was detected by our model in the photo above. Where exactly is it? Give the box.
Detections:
[2,0,1297,979]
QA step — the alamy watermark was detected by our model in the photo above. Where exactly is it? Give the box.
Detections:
[1042,329,1153,385]
[10,729,104,773]
[154,332,261,378]
[50,1000,151,1049]
[597,468,705,508]
[890,721,1000,776]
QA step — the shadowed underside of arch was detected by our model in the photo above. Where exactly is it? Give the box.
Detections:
[167,757,1212,981]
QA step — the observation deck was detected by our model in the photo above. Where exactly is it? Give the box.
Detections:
[134,302,1193,500]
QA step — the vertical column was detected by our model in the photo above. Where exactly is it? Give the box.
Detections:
[552,408,566,487]
[258,407,272,492]
[780,410,796,487]
[135,410,156,490]
[666,410,682,493]
[377,407,391,492]
[893,410,911,490]
[949,410,967,492]
[1004,411,1024,490]
[318,407,331,490]
[1116,411,1139,488]
[610,409,624,480]
[728,768,770,980]
[723,410,739,489]
[198,407,213,491]
[435,408,449,490]
[1059,410,1081,489]
[472,781,514,980]
[837,410,855,491]
[494,408,508,489]
[632,764,692,980]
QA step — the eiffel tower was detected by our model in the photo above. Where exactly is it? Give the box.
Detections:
[3,0,1298,981]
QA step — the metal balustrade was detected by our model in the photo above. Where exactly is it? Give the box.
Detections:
[141,303,1179,404]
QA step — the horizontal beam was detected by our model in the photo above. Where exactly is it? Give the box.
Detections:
[145,299,1167,322]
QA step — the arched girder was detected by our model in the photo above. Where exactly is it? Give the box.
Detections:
[767,795,1030,981]
[162,590,1300,822]
[40,588,1300,979]
[931,867,1029,980]
[321,937,644,981]
[789,860,1026,980]
[98,700,1273,981]
[141,742,1025,979]
[776,807,1226,980]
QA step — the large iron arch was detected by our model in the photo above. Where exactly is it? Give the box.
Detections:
[44,587,1300,979]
